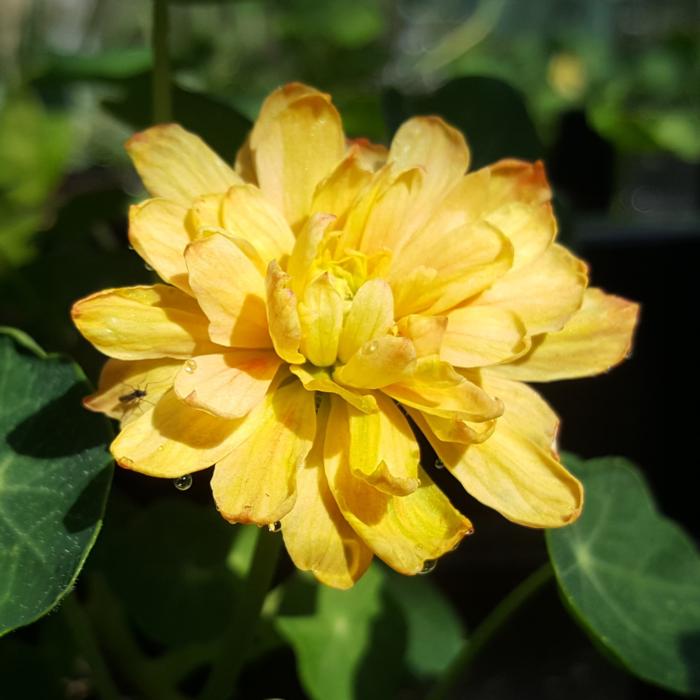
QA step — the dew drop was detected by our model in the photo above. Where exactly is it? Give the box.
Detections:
[144,262,154,271]
[127,244,134,251]
[184,359,197,374]
[419,559,437,575]
[434,458,445,470]
[173,474,193,491]
[119,457,134,467]
[268,521,282,533]
[365,340,379,354]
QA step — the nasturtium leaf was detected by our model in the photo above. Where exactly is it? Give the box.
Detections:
[0,329,113,636]
[275,562,466,699]
[547,455,700,695]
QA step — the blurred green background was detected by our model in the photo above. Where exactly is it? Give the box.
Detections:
[1,1,698,698]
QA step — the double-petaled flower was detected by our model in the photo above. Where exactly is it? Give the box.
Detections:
[72,83,638,588]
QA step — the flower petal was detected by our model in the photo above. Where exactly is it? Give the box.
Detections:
[334,336,416,389]
[126,124,241,205]
[347,393,420,496]
[71,285,214,360]
[475,243,588,334]
[298,273,344,367]
[388,115,470,232]
[492,288,640,382]
[111,389,242,477]
[337,279,394,363]
[390,221,513,317]
[173,350,281,419]
[220,184,296,263]
[479,371,559,450]
[384,359,503,422]
[128,199,192,293]
[396,315,447,357]
[211,377,316,524]
[324,398,473,575]
[251,85,345,228]
[289,364,377,413]
[412,410,582,528]
[83,358,181,423]
[310,148,373,224]
[416,411,496,445]
[485,158,551,209]
[185,233,271,348]
[282,402,372,589]
[441,305,530,368]
[265,261,305,363]
[287,213,336,296]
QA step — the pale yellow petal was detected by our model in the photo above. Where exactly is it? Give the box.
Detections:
[412,411,582,528]
[111,389,241,477]
[337,279,394,363]
[492,288,640,382]
[414,410,496,445]
[265,261,305,363]
[475,243,588,334]
[289,364,377,413]
[173,350,281,419]
[185,233,271,348]
[126,124,241,206]
[71,285,214,360]
[347,393,420,496]
[391,221,513,317]
[282,402,372,589]
[441,305,530,368]
[187,193,224,232]
[485,158,551,209]
[324,398,473,575]
[309,149,373,224]
[220,184,296,263]
[251,86,345,228]
[83,358,181,423]
[286,213,336,296]
[346,137,388,172]
[388,116,470,232]
[396,315,447,357]
[334,336,416,389]
[234,133,257,184]
[479,371,559,451]
[211,378,316,524]
[128,199,192,293]
[298,273,344,367]
[384,359,503,422]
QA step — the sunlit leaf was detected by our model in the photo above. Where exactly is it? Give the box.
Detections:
[276,561,465,699]
[0,329,113,636]
[547,455,700,695]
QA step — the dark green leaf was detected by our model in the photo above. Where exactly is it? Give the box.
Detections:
[547,455,700,695]
[93,497,240,647]
[103,75,251,159]
[0,329,113,636]
[384,76,543,169]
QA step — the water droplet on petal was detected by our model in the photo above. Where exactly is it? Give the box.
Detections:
[127,244,134,251]
[184,359,197,374]
[144,262,154,271]
[119,457,134,467]
[173,474,193,491]
[268,521,282,533]
[434,458,445,470]
[365,340,379,354]
[419,559,437,575]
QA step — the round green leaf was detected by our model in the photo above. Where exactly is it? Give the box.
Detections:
[0,329,113,636]
[547,455,700,695]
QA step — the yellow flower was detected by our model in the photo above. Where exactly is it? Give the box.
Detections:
[72,83,639,589]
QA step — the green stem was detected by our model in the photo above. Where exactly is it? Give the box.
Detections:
[152,0,172,123]
[427,562,554,700]
[199,527,282,700]
[61,592,121,700]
